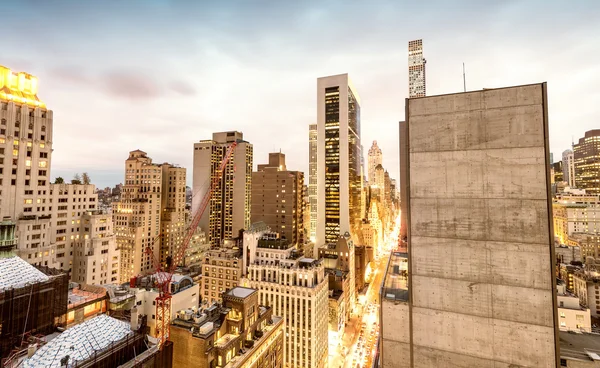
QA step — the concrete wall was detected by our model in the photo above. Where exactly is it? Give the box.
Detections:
[402,84,557,367]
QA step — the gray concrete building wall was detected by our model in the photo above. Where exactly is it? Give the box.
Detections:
[383,83,558,367]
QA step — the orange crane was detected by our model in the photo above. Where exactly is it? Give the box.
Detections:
[144,141,237,347]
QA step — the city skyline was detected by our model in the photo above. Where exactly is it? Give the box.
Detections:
[3,1,599,188]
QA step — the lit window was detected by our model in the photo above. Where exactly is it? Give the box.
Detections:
[40,143,45,148]
[39,161,47,168]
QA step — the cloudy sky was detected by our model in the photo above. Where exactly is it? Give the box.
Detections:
[3,0,599,187]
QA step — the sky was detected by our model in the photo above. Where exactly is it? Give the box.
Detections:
[3,0,600,188]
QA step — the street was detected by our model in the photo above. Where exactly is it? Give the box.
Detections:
[328,214,401,368]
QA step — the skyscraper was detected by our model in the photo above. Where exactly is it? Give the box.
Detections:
[368,140,382,184]
[159,163,186,265]
[562,149,575,187]
[408,39,426,98]
[251,152,304,245]
[192,131,253,246]
[0,65,53,221]
[383,83,558,367]
[316,74,362,246]
[113,150,163,282]
[308,124,317,243]
[574,130,600,195]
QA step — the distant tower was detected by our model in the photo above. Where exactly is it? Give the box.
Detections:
[408,39,426,98]
[368,141,383,184]
[309,124,318,242]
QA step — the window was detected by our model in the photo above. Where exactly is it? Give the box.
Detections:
[38,161,47,168]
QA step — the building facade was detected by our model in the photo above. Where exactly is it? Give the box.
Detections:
[201,246,243,305]
[72,210,120,285]
[368,140,382,185]
[251,152,304,246]
[193,131,253,246]
[112,150,163,283]
[316,74,362,246]
[171,287,284,368]
[318,235,356,319]
[383,84,558,367]
[308,124,317,243]
[408,39,426,98]
[245,230,329,368]
[553,188,600,245]
[574,130,600,195]
[562,149,576,188]
[159,163,186,265]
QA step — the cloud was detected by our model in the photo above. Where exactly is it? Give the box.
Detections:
[101,70,161,99]
[169,80,196,96]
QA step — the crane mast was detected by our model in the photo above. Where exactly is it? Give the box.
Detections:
[144,141,238,347]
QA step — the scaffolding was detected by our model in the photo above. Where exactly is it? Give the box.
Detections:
[0,267,69,362]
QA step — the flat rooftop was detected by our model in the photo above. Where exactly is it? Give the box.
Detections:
[559,331,600,362]
[225,286,256,299]
[0,256,49,291]
[23,314,133,367]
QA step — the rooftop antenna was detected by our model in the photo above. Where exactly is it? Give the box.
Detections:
[462,63,466,92]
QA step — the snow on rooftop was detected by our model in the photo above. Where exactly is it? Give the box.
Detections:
[23,314,132,368]
[226,287,256,298]
[0,256,49,292]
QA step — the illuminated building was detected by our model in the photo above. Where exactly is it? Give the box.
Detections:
[574,130,600,195]
[245,229,329,368]
[193,131,253,247]
[408,39,426,98]
[383,84,558,367]
[553,161,564,183]
[562,149,576,187]
[113,150,184,282]
[251,152,304,246]
[159,163,186,265]
[368,140,382,185]
[0,65,54,264]
[318,235,356,319]
[309,124,317,243]
[171,287,284,368]
[316,74,362,247]
[553,188,600,245]
[201,244,243,305]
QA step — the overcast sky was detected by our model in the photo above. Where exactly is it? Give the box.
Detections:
[3,0,599,188]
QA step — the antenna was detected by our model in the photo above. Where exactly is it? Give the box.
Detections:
[462,63,466,92]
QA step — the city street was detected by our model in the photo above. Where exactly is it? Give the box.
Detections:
[328,214,401,368]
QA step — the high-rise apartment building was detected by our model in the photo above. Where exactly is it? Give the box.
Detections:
[318,235,356,318]
[316,74,362,246]
[113,150,163,283]
[574,130,600,195]
[382,84,558,367]
[251,152,304,246]
[72,210,120,285]
[159,163,186,265]
[408,39,426,98]
[245,230,329,368]
[368,140,382,184]
[308,124,317,243]
[0,65,53,221]
[193,131,252,246]
[201,245,243,305]
[562,149,575,187]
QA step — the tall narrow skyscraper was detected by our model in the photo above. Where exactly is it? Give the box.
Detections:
[562,149,575,187]
[316,74,362,246]
[368,140,382,184]
[408,39,426,98]
[192,131,252,246]
[309,124,318,242]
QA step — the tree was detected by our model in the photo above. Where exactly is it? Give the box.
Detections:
[82,172,90,185]
[71,173,82,185]
[54,177,64,184]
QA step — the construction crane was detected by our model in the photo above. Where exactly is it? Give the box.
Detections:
[143,141,237,348]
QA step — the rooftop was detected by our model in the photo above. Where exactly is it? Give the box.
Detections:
[559,331,600,362]
[225,286,256,299]
[0,256,49,292]
[23,314,132,368]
